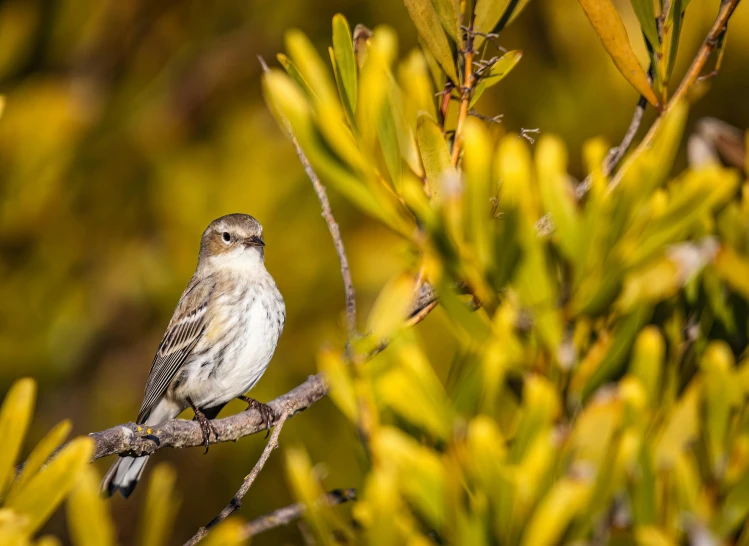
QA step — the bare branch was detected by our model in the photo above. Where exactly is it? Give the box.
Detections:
[89,374,327,460]
[240,488,357,539]
[259,56,357,339]
[183,405,294,546]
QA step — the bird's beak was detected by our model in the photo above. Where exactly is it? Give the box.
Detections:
[243,235,265,247]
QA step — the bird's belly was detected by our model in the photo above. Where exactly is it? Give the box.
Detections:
[173,290,284,410]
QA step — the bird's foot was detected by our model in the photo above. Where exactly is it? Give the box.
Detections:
[238,395,275,438]
[187,397,218,454]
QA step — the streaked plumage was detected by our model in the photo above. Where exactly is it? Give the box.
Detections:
[102,214,285,497]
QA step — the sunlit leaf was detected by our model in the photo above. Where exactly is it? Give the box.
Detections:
[0,378,36,499]
[7,437,93,535]
[521,478,592,546]
[7,420,71,504]
[402,0,459,83]
[137,463,180,546]
[628,326,664,405]
[576,0,659,107]
[474,0,531,47]
[715,246,749,300]
[654,380,701,470]
[285,29,338,105]
[318,349,358,423]
[67,466,115,546]
[201,519,248,546]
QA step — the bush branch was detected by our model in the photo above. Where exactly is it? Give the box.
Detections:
[183,405,293,546]
[240,488,357,539]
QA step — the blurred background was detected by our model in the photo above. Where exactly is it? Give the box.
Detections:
[0,0,747,543]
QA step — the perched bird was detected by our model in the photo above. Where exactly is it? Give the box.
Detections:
[102,214,286,498]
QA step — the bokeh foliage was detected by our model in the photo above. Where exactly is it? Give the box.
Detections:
[0,378,249,546]
[265,1,749,544]
[1,0,749,544]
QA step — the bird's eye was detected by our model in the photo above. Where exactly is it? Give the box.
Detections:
[222,232,231,243]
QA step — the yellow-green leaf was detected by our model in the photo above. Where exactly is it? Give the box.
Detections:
[416,112,455,197]
[474,0,531,47]
[0,378,36,499]
[7,420,71,504]
[630,0,659,48]
[521,478,593,546]
[367,273,416,341]
[462,117,494,272]
[715,246,749,300]
[137,463,180,546]
[629,326,664,405]
[318,349,358,423]
[7,437,93,534]
[654,380,701,470]
[470,50,523,107]
[403,0,459,84]
[332,14,357,114]
[67,466,116,546]
[285,29,338,105]
[576,0,659,107]
[430,0,462,46]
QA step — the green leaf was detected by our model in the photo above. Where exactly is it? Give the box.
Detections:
[277,53,317,100]
[630,0,659,48]
[576,0,659,107]
[470,50,523,107]
[7,437,93,534]
[7,419,71,504]
[430,0,462,46]
[137,463,180,546]
[416,112,454,197]
[67,466,116,546]
[667,0,684,79]
[474,0,532,47]
[0,377,36,499]
[462,118,494,272]
[403,0,459,84]
[378,96,403,188]
[332,14,357,113]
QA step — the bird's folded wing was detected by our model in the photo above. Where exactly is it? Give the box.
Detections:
[137,276,215,423]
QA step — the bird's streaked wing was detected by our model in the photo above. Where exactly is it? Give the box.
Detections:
[137,276,215,423]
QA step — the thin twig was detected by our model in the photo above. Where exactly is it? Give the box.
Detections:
[609,0,741,191]
[259,56,357,339]
[184,406,293,546]
[240,488,357,539]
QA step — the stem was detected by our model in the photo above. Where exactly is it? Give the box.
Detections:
[450,10,477,167]
[609,0,741,190]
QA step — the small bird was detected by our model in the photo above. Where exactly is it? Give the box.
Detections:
[102,214,286,497]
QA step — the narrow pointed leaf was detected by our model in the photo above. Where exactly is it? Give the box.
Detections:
[430,0,462,45]
[403,0,459,83]
[137,463,180,546]
[67,466,116,546]
[630,0,659,48]
[416,112,455,196]
[0,378,36,499]
[7,420,71,503]
[577,0,659,107]
[332,14,357,113]
[7,437,93,534]
[470,50,522,107]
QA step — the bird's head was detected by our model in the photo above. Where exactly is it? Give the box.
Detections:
[198,213,266,272]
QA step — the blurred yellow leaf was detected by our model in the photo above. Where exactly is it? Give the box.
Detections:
[416,112,455,198]
[137,463,180,546]
[201,518,248,546]
[521,478,592,546]
[654,380,701,470]
[67,466,116,546]
[7,437,93,535]
[715,246,749,300]
[318,349,358,423]
[629,326,665,405]
[576,0,659,107]
[0,378,36,499]
[372,427,446,528]
[474,0,531,47]
[285,29,338,105]
[367,273,416,341]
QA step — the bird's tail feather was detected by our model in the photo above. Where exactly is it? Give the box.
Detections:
[101,455,150,498]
